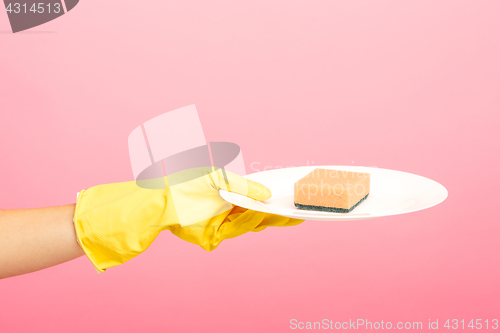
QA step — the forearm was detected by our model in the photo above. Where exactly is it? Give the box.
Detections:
[0,204,85,279]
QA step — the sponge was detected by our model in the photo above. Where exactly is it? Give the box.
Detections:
[294,168,370,213]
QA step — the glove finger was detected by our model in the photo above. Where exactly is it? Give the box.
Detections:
[218,209,268,240]
[254,214,305,229]
[283,218,305,227]
[211,168,271,201]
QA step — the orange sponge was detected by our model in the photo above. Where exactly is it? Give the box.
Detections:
[294,168,370,213]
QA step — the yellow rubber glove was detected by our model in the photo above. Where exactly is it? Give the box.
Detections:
[74,167,303,272]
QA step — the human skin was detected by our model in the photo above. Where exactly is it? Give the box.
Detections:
[0,204,85,279]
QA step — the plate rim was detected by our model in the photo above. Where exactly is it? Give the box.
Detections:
[220,165,448,221]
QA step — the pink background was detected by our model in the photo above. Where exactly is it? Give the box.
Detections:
[1,1,499,332]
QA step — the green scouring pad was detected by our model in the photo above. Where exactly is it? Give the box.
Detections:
[294,193,369,213]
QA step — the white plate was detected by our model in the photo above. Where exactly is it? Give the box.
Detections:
[219,166,448,221]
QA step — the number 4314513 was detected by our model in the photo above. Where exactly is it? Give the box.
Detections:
[5,3,62,14]
[444,319,499,330]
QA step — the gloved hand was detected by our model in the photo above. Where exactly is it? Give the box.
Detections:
[74,167,304,272]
